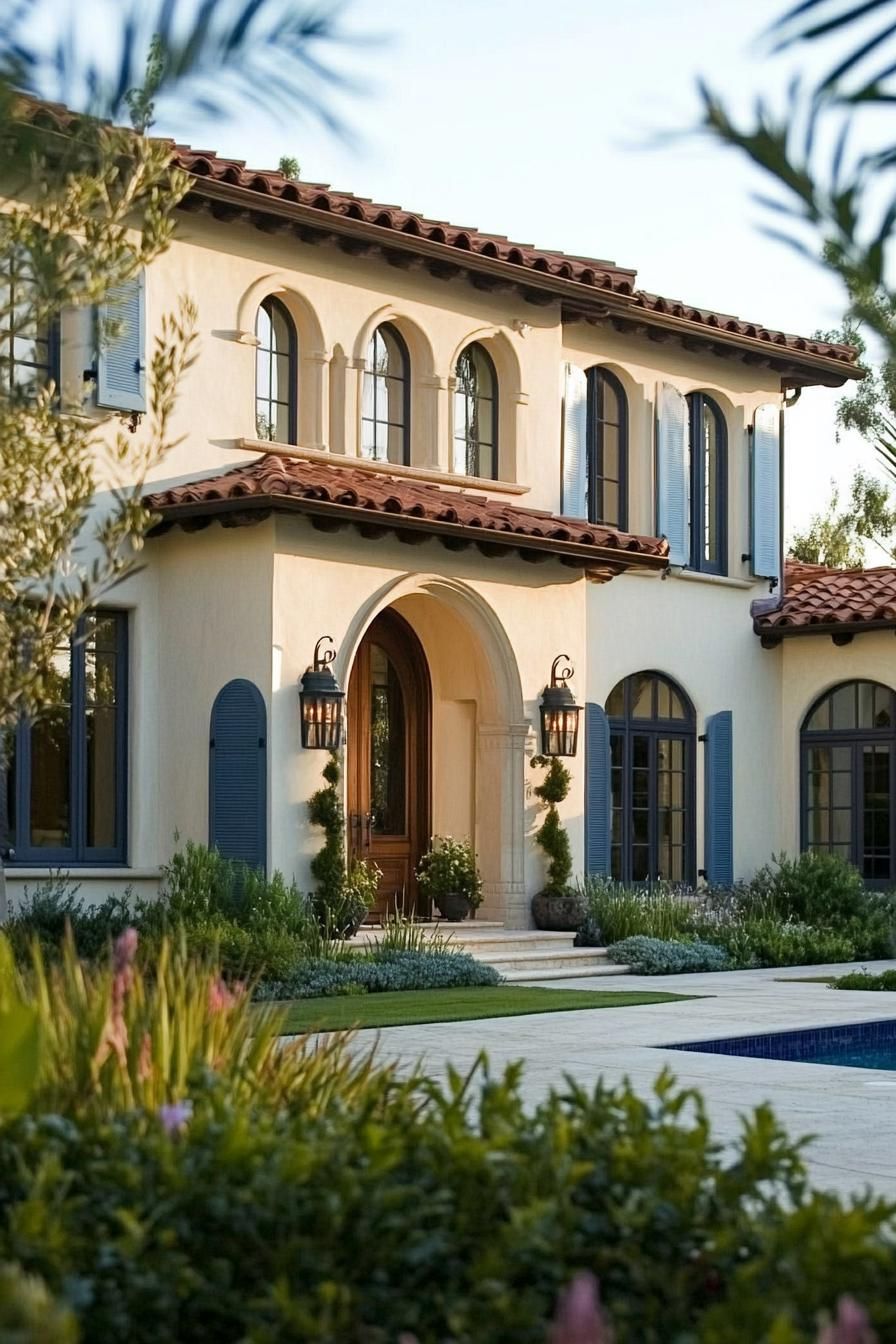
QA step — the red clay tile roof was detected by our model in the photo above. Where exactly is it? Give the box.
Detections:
[753,559,896,639]
[170,145,860,380]
[145,454,669,577]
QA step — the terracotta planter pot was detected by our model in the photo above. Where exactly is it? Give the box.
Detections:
[531,890,586,932]
[435,891,473,922]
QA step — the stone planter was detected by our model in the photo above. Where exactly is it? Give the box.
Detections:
[531,890,586,932]
[434,891,473,922]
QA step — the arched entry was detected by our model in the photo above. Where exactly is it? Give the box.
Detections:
[347,608,431,918]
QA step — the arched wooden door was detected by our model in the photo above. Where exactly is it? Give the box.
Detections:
[347,609,430,919]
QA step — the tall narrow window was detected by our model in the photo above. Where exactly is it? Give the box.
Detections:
[362,323,409,464]
[606,672,695,884]
[453,342,497,479]
[802,680,896,885]
[255,296,297,444]
[3,611,127,864]
[686,392,726,574]
[0,245,58,398]
[587,367,627,528]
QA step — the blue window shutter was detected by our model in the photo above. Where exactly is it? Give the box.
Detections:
[96,271,146,412]
[656,382,689,565]
[704,710,733,886]
[209,679,267,870]
[751,403,781,581]
[562,362,588,518]
[585,702,612,875]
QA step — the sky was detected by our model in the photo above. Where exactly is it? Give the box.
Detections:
[135,0,889,540]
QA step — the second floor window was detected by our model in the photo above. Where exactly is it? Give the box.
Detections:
[2,611,128,865]
[587,367,628,529]
[453,342,497,479]
[255,296,297,444]
[362,323,409,464]
[687,392,726,574]
[0,247,58,398]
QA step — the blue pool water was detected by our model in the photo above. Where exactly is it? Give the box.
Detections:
[665,1017,896,1071]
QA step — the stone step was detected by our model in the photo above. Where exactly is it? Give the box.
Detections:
[501,962,632,982]
[482,948,616,973]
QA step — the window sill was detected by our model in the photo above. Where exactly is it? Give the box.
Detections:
[5,867,160,880]
[233,438,531,496]
[668,568,757,591]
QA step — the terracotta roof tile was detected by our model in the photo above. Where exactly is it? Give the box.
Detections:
[753,559,896,637]
[168,145,859,373]
[145,455,669,574]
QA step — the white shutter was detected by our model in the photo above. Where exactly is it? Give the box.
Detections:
[751,403,781,581]
[656,382,689,565]
[96,270,146,413]
[562,363,588,518]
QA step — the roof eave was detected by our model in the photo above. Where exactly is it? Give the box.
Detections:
[182,176,862,388]
[147,491,669,576]
[755,616,896,645]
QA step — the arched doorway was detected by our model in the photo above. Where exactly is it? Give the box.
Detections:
[347,608,431,918]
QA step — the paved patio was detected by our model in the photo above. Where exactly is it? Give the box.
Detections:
[357,960,896,1198]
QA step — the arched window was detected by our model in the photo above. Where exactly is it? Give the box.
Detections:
[453,342,497,479]
[686,393,726,574]
[255,296,297,444]
[801,680,896,884]
[587,367,628,529]
[606,672,695,884]
[362,323,410,464]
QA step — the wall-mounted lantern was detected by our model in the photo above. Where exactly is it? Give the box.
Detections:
[539,654,581,757]
[299,636,345,749]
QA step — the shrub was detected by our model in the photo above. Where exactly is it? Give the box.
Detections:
[607,935,729,975]
[255,948,502,1000]
[530,755,573,895]
[416,835,483,909]
[832,969,896,991]
[577,878,696,946]
[707,918,857,970]
[5,879,134,965]
[750,851,870,928]
[3,1067,896,1342]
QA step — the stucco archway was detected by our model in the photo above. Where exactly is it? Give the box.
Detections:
[340,574,531,926]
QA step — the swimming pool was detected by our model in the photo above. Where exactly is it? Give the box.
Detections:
[665,1018,896,1071]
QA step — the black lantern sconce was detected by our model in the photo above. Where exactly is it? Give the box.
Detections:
[299,636,345,750]
[539,654,581,757]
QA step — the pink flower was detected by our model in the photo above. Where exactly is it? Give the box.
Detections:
[817,1298,877,1344]
[113,927,138,973]
[158,1100,193,1135]
[137,1031,152,1082]
[208,978,236,1015]
[551,1274,613,1344]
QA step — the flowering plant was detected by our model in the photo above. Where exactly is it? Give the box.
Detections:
[416,836,482,910]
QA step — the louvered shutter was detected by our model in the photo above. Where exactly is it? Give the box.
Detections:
[656,382,689,565]
[704,710,733,886]
[562,363,589,518]
[209,679,267,870]
[96,271,146,412]
[751,404,781,581]
[585,702,612,875]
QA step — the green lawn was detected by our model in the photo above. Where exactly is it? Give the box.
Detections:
[278,985,697,1033]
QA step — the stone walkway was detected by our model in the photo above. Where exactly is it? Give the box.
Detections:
[356,960,896,1198]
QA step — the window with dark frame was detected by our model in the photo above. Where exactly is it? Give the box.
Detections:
[255,296,297,444]
[0,246,59,398]
[361,323,410,465]
[686,392,726,574]
[801,680,896,886]
[586,366,627,529]
[2,611,128,865]
[606,671,695,885]
[453,342,497,479]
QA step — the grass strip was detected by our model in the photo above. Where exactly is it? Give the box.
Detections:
[279,985,696,1033]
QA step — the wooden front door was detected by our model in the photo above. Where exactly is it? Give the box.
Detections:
[347,610,430,920]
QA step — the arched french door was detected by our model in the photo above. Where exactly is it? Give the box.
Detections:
[347,609,431,919]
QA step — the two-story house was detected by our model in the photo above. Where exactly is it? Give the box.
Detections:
[9,121,895,924]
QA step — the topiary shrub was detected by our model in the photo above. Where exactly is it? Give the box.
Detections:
[530,755,573,895]
[607,936,730,974]
[832,968,896,991]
